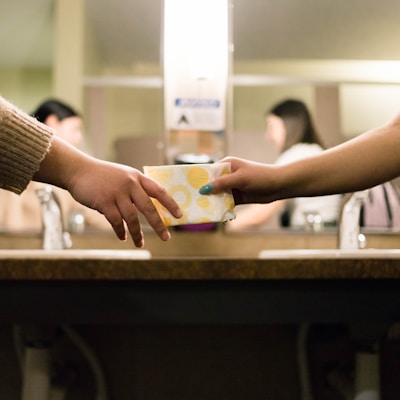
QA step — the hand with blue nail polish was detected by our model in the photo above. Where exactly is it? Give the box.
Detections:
[199,110,400,217]
[199,157,281,206]
[199,183,214,195]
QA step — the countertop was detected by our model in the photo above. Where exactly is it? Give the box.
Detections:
[0,248,399,324]
[1,249,400,281]
[0,231,399,324]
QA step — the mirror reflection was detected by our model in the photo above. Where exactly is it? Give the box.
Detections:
[0,0,400,234]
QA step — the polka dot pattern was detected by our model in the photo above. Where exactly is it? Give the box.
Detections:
[144,163,236,226]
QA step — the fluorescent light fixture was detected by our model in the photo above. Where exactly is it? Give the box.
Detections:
[163,0,229,81]
[163,0,231,133]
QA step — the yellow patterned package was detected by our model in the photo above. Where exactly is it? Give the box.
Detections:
[143,162,236,226]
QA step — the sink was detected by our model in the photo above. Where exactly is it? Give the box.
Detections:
[258,249,400,259]
[0,248,395,261]
[0,249,152,259]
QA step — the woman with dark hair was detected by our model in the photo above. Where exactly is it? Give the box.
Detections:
[33,98,78,122]
[268,99,325,152]
[32,99,83,148]
[225,99,341,231]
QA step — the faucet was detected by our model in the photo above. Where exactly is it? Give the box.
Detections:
[36,186,72,250]
[338,190,369,250]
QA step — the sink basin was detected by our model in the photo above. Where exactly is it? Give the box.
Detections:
[258,249,400,259]
[0,249,151,259]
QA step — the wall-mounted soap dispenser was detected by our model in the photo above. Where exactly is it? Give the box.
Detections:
[163,0,233,165]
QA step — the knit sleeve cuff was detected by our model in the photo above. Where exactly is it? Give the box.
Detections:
[0,97,54,194]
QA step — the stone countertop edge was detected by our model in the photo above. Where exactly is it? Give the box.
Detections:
[0,254,399,281]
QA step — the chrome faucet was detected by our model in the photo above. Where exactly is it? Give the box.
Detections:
[338,190,369,250]
[36,186,72,250]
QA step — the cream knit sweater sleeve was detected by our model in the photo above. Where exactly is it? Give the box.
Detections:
[0,96,53,194]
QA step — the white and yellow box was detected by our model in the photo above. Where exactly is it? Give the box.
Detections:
[144,162,235,226]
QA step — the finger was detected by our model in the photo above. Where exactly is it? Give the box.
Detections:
[141,199,171,242]
[130,187,172,242]
[103,206,128,242]
[140,176,182,219]
[199,173,239,195]
[115,198,145,247]
[112,221,129,242]
[198,160,245,195]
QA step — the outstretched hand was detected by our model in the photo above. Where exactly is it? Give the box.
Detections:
[70,158,182,247]
[199,157,281,205]
[34,137,182,247]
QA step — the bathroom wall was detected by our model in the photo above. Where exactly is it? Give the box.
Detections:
[0,68,52,114]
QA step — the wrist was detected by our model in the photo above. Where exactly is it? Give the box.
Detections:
[34,136,89,191]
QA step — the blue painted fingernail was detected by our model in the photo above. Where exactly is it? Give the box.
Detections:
[199,183,214,195]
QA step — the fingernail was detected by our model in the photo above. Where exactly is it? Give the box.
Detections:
[162,230,171,241]
[199,183,214,195]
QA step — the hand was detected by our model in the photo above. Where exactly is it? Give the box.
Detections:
[69,158,182,247]
[34,137,182,247]
[199,157,280,205]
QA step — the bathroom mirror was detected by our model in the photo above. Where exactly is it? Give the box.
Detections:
[82,0,400,69]
[84,0,400,159]
[1,0,400,235]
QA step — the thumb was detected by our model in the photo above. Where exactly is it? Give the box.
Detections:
[199,157,242,195]
[199,175,234,195]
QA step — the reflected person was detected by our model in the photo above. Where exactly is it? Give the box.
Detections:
[226,99,341,231]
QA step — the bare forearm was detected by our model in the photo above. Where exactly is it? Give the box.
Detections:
[33,136,182,246]
[277,114,400,199]
[33,136,89,190]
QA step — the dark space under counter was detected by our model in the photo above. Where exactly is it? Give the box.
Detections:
[0,249,399,325]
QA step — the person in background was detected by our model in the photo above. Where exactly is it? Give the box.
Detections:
[33,99,84,148]
[225,99,341,231]
[0,99,111,232]
[0,95,181,247]
[199,113,400,223]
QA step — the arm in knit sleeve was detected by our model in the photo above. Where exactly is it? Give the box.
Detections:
[0,96,53,194]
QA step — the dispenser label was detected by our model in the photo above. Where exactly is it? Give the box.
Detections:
[172,97,224,131]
